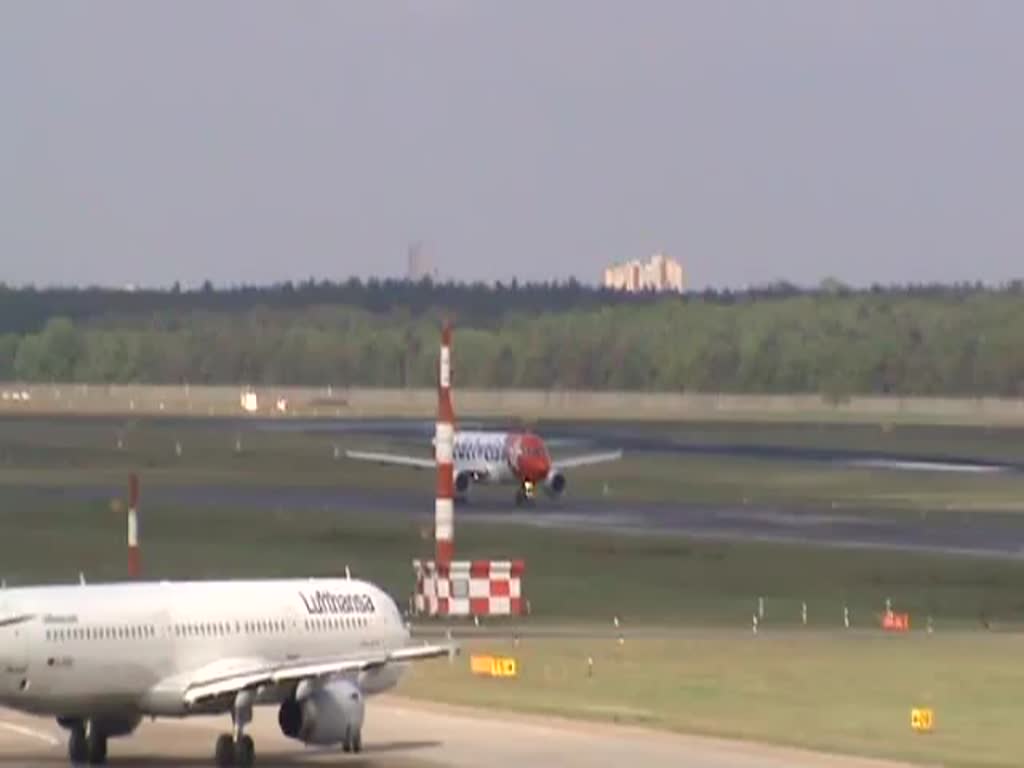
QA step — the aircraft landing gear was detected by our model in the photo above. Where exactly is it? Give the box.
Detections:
[515,481,537,507]
[67,720,108,766]
[215,691,255,767]
[67,724,86,765]
[342,726,363,754]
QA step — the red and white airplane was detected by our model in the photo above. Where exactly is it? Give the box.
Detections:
[346,429,622,505]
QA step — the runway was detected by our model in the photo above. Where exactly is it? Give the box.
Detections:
[26,481,1024,559]
[0,697,911,768]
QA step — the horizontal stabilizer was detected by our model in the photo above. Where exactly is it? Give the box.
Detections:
[553,450,624,471]
[344,450,434,470]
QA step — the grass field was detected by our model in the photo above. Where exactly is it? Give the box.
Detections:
[401,632,1024,768]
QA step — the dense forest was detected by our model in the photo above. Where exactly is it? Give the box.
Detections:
[1,280,1023,397]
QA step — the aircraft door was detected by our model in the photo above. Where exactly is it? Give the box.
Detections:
[0,602,31,697]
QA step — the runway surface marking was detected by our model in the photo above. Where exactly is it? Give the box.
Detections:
[0,698,918,768]
[0,718,60,745]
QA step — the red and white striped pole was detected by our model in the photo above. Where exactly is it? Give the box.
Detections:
[127,473,141,578]
[435,321,455,565]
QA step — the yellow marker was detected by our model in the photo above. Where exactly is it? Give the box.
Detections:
[911,708,934,733]
[469,655,518,678]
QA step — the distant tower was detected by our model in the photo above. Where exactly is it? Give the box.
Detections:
[407,241,433,282]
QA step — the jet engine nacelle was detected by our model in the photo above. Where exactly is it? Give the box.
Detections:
[454,471,471,495]
[544,471,566,497]
[278,679,365,746]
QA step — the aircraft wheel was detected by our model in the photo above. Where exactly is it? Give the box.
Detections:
[86,725,107,765]
[214,733,234,767]
[235,735,255,767]
[68,725,87,765]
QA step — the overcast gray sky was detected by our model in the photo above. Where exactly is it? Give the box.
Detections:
[1,1,1021,290]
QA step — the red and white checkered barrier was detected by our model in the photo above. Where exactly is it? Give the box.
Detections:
[413,559,525,617]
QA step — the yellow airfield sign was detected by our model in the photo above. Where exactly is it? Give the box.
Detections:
[470,655,518,678]
[911,708,934,733]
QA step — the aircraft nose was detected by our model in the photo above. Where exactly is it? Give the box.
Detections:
[517,454,550,483]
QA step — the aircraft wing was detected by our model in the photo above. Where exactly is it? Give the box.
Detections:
[182,643,454,708]
[344,450,435,470]
[552,450,624,471]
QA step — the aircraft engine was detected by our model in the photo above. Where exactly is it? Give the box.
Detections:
[454,471,471,495]
[278,679,365,746]
[544,471,566,497]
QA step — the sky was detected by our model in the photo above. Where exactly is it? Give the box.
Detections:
[1,1,1022,291]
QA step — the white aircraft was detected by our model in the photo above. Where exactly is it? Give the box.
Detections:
[0,577,452,766]
[346,429,623,505]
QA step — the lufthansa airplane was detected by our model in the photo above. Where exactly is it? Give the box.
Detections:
[0,577,452,766]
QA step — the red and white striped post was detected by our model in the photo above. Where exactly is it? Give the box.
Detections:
[435,321,455,565]
[127,473,141,578]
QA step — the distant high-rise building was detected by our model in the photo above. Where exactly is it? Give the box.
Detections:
[603,252,686,293]
[407,242,435,282]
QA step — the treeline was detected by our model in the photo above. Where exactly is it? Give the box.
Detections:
[1,283,1023,396]
[0,278,667,336]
